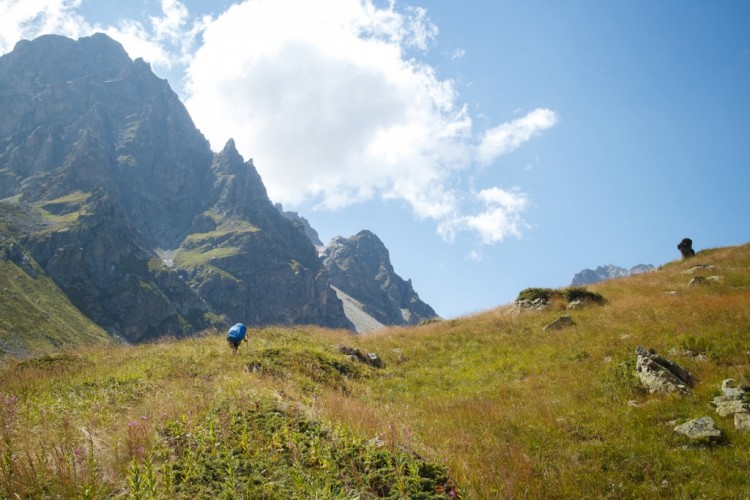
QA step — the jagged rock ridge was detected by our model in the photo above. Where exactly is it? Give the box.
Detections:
[322,230,438,332]
[571,263,655,286]
[277,204,324,248]
[0,33,350,342]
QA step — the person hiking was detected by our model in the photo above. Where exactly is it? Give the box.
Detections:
[226,323,248,354]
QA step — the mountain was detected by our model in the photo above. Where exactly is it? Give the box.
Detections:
[571,263,655,286]
[276,203,324,247]
[0,33,350,345]
[0,214,112,358]
[322,230,439,332]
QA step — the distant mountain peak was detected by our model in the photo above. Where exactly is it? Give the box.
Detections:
[571,263,655,286]
[322,230,439,332]
[277,204,324,247]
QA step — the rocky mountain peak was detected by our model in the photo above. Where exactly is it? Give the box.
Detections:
[0,33,350,341]
[2,33,131,90]
[1,32,438,342]
[571,263,655,286]
[277,204,324,247]
[322,230,438,331]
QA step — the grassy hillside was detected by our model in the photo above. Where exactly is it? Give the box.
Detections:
[1,243,749,498]
[0,200,112,361]
[0,258,113,361]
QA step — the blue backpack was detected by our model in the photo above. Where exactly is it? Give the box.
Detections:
[227,323,247,342]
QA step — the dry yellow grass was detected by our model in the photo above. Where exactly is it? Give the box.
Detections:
[1,243,749,498]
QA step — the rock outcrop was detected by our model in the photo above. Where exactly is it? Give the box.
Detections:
[635,347,693,394]
[673,416,723,443]
[277,204,324,248]
[337,345,385,368]
[322,230,438,331]
[542,315,575,332]
[23,190,209,341]
[712,379,750,432]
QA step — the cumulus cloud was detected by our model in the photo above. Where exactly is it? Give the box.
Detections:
[0,0,88,53]
[0,0,205,75]
[0,0,558,245]
[476,108,559,165]
[184,0,557,244]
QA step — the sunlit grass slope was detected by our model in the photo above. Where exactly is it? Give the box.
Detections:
[0,198,112,361]
[1,243,749,498]
[0,259,112,362]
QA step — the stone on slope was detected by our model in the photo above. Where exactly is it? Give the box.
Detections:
[673,416,723,442]
[542,315,575,332]
[712,379,750,431]
[635,347,693,394]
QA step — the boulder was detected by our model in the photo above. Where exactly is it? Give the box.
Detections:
[711,379,750,430]
[673,416,723,442]
[735,413,750,432]
[337,345,385,369]
[542,315,575,332]
[689,275,724,286]
[683,265,715,275]
[515,298,548,310]
[677,238,695,258]
[688,276,707,286]
[635,347,693,394]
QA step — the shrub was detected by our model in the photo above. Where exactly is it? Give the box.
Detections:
[516,286,605,305]
[516,287,554,302]
[562,287,605,305]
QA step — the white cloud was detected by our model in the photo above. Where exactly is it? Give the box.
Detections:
[0,0,89,54]
[437,187,529,244]
[477,108,559,165]
[101,0,209,72]
[0,0,204,74]
[466,249,483,262]
[0,0,558,246]
[184,0,558,244]
[450,48,466,60]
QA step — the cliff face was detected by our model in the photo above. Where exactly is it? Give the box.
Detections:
[322,230,438,330]
[0,34,213,246]
[0,34,350,342]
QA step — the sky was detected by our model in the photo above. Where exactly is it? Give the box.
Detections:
[1,0,749,318]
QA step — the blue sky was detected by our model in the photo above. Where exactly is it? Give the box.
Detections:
[2,0,749,318]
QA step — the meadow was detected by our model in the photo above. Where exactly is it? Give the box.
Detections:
[1,243,749,498]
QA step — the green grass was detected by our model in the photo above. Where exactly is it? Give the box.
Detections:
[34,191,91,225]
[175,221,260,269]
[182,221,260,246]
[0,259,111,361]
[174,247,243,268]
[517,285,606,305]
[1,243,749,498]
[0,332,456,498]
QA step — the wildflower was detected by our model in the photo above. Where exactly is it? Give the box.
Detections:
[73,447,85,464]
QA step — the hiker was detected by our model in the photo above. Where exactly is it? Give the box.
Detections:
[226,322,248,354]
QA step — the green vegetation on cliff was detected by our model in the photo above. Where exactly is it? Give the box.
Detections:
[1,243,749,498]
[0,259,112,360]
